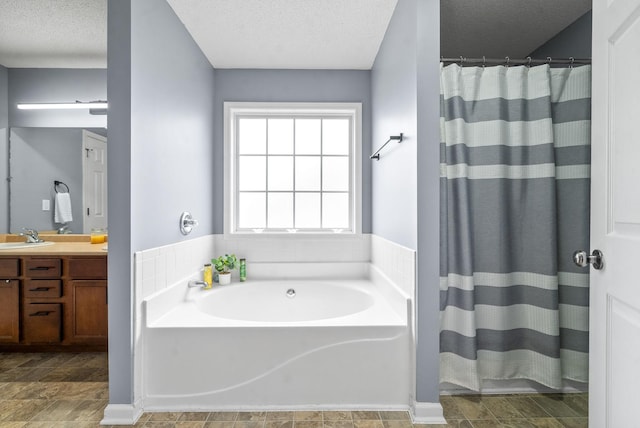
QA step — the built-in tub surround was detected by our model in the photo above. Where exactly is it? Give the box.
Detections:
[117,234,425,425]
[143,268,410,410]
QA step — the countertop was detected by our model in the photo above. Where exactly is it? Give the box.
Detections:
[0,234,108,256]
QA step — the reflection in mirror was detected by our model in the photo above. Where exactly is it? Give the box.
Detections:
[9,127,107,234]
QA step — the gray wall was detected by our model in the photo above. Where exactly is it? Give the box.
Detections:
[108,0,216,405]
[415,0,442,403]
[8,68,107,128]
[371,0,441,403]
[0,65,8,232]
[213,69,372,234]
[371,0,417,250]
[9,128,83,233]
[529,10,592,58]
[107,0,133,406]
[130,0,215,250]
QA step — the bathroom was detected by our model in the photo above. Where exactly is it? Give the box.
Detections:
[105,0,593,424]
[2,0,638,426]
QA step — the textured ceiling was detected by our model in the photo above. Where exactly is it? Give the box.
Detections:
[0,0,591,70]
[0,0,107,68]
[441,0,592,59]
[166,0,399,69]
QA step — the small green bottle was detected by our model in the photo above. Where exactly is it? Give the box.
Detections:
[239,258,246,282]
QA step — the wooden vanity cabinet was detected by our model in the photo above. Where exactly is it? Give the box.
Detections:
[0,259,20,343]
[0,254,107,350]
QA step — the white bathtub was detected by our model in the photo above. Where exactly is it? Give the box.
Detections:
[143,268,411,411]
[195,281,375,323]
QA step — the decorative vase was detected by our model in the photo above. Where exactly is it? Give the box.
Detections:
[218,272,231,285]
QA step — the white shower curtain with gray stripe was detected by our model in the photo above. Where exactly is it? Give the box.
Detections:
[439,63,591,391]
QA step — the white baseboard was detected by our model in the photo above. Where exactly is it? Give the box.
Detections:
[410,401,446,425]
[100,401,143,426]
[143,403,410,412]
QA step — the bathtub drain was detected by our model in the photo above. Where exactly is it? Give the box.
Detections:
[286,288,296,298]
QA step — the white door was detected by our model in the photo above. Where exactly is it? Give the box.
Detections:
[82,130,108,233]
[590,0,640,426]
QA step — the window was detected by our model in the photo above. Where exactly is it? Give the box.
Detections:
[224,102,362,234]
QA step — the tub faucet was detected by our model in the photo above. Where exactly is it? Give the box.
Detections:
[20,228,44,243]
[188,280,207,289]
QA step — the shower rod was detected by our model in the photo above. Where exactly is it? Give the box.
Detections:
[441,56,591,67]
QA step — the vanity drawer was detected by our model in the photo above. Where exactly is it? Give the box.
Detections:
[0,259,20,277]
[68,257,107,279]
[23,303,61,343]
[24,259,61,278]
[23,280,62,298]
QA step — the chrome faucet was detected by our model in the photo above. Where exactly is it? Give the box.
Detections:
[188,280,207,289]
[57,224,71,234]
[20,228,44,243]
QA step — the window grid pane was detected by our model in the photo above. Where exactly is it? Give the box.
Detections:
[238,192,266,229]
[268,156,293,191]
[322,192,350,229]
[268,118,294,154]
[235,113,352,232]
[238,118,266,154]
[238,156,266,191]
[267,193,294,229]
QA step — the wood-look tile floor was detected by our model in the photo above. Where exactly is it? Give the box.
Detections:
[0,353,588,427]
[0,352,109,427]
[438,393,588,427]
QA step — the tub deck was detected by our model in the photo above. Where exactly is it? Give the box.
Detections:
[148,279,406,328]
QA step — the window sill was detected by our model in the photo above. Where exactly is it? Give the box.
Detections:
[222,231,363,240]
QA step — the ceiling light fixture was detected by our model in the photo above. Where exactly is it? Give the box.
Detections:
[16,100,108,110]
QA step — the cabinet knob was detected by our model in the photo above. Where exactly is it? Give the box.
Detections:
[4,279,9,284]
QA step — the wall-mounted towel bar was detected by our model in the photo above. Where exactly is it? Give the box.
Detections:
[54,180,69,193]
[370,133,403,161]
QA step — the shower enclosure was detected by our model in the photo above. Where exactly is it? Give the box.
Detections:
[439,61,591,391]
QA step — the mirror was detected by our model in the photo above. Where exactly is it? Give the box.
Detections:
[0,66,107,235]
[8,127,107,234]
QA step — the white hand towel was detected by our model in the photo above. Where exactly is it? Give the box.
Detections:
[54,192,73,223]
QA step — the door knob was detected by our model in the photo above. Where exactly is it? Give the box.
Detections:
[573,249,604,270]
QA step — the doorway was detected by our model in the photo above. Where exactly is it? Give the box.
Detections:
[441,1,591,404]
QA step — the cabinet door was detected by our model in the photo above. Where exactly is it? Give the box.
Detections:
[0,279,19,343]
[71,280,108,342]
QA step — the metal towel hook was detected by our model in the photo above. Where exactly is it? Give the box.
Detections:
[54,180,69,193]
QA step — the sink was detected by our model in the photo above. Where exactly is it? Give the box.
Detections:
[0,242,55,250]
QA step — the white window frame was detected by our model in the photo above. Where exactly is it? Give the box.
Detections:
[224,102,362,236]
